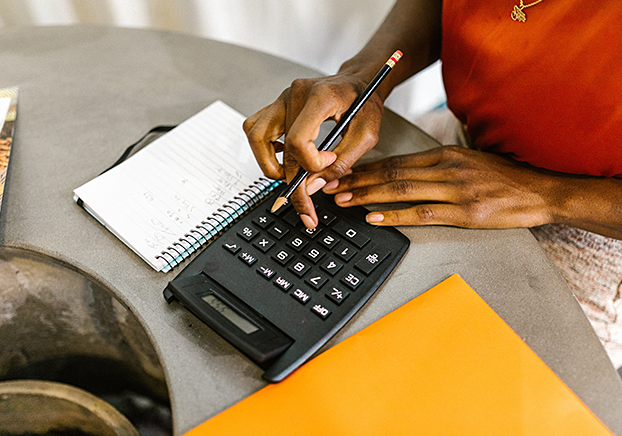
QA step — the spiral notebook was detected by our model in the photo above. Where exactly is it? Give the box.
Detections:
[73,101,280,272]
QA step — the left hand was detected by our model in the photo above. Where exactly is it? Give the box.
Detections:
[322,145,557,229]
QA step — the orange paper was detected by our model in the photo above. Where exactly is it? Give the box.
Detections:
[186,274,612,435]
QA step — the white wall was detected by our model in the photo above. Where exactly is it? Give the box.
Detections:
[0,0,445,121]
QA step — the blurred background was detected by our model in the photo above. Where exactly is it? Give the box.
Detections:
[0,0,446,123]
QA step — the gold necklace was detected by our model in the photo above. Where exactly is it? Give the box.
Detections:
[511,0,544,22]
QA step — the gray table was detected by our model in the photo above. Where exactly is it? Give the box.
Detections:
[1,26,620,434]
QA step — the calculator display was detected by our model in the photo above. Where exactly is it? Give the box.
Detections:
[202,294,259,334]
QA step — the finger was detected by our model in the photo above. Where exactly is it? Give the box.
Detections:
[365,204,471,227]
[243,96,288,180]
[352,147,445,173]
[333,180,455,207]
[324,166,449,194]
[290,182,318,229]
[281,150,321,229]
[305,173,327,196]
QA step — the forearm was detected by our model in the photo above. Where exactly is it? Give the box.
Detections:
[338,0,443,101]
[547,174,622,240]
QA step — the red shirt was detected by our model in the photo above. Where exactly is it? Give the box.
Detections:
[441,0,622,177]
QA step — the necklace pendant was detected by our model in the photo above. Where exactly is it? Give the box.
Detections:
[511,5,527,22]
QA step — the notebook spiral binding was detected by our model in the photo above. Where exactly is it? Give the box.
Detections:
[156,177,282,272]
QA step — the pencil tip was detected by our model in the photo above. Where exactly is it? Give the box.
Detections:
[271,197,288,213]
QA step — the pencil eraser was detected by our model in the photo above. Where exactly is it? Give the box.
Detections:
[387,50,403,68]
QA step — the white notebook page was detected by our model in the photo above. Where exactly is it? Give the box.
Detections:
[74,101,268,271]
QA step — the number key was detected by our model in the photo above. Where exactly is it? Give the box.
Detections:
[303,247,326,264]
[305,273,328,290]
[272,249,294,265]
[287,236,308,252]
[301,226,322,239]
[318,233,340,250]
[320,258,343,276]
[334,243,357,262]
[332,221,370,248]
[288,260,311,277]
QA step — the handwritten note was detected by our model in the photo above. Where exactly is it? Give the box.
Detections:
[74,101,271,272]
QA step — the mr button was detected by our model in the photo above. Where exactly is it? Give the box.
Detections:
[354,246,391,275]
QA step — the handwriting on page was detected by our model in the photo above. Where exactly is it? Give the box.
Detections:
[74,101,266,270]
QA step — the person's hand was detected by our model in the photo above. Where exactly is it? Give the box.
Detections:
[243,73,384,228]
[323,145,558,229]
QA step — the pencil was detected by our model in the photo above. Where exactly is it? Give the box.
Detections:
[271,50,403,213]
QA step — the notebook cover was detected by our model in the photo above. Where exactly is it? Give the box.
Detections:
[0,86,17,215]
[186,274,612,435]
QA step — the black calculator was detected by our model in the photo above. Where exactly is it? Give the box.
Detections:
[164,190,410,382]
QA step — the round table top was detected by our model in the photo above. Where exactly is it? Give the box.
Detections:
[1,26,621,434]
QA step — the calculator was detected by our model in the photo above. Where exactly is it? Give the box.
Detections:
[164,190,410,382]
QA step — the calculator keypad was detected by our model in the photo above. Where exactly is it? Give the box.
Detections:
[165,190,410,382]
[223,202,391,321]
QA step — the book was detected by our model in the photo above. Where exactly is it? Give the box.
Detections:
[185,274,612,435]
[0,86,18,215]
[73,101,280,272]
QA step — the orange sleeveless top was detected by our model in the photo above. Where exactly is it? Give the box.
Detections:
[441,1,622,177]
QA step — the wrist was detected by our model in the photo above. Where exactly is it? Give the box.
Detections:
[541,173,618,235]
[539,174,569,225]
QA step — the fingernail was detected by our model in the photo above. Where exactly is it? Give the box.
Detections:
[323,179,339,191]
[300,214,317,229]
[366,213,384,224]
[306,178,326,195]
[334,192,353,204]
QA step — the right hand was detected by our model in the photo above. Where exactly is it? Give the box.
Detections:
[243,72,385,228]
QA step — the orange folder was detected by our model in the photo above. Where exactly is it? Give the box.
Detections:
[186,274,612,435]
